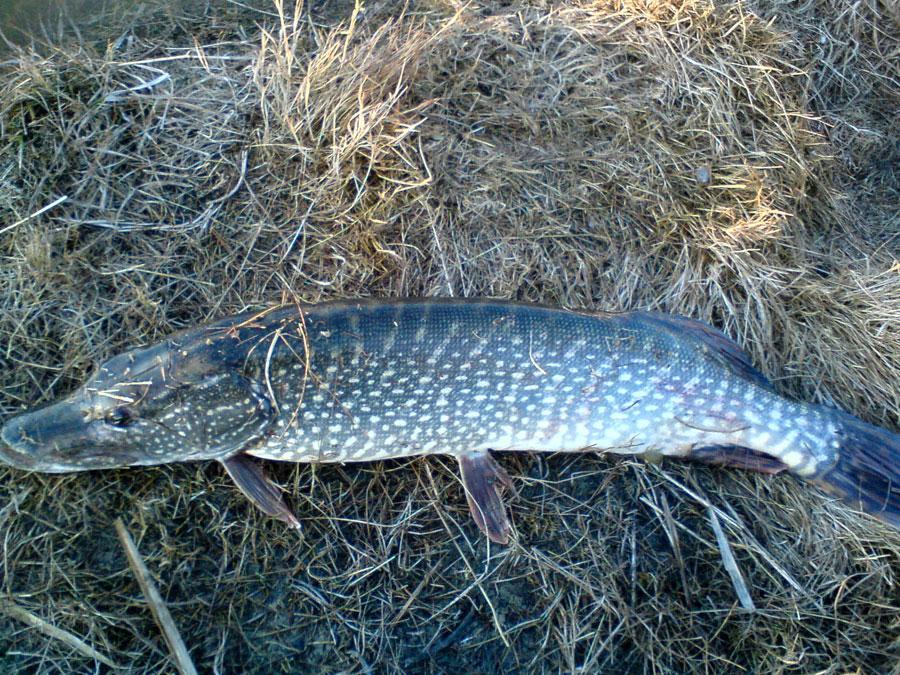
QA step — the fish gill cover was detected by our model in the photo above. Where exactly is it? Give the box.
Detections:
[0,0,897,672]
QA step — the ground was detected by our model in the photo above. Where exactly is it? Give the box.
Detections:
[0,0,898,672]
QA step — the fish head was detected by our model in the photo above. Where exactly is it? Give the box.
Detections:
[1,337,275,473]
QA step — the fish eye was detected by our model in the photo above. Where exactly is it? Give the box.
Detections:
[106,406,134,428]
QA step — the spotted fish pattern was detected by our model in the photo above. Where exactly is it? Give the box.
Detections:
[2,299,897,541]
[250,303,831,473]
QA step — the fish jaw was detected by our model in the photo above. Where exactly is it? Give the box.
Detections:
[0,397,137,472]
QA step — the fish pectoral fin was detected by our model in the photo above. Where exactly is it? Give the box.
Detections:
[687,444,788,475]
[457,450,514,544]
[220,455,301,529]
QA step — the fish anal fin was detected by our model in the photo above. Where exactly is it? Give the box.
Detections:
[635,312,773,390]
[220,455,301,528]
[457,450,514,544]
[687,444,788,475]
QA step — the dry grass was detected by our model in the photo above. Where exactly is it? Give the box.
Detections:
[0,0,898,672]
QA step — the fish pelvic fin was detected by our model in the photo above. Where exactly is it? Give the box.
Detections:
[813,411,900,529]
[457,450,515,544]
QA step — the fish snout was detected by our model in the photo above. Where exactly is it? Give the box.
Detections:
[1,414,42,470]
[0,401,97,472]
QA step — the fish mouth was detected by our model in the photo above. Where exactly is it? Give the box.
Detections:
[1,417,45,471]
[0,401,101,473]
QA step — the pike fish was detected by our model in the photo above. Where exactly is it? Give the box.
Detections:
[2,299,897,542]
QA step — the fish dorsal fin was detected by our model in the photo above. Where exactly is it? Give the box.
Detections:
[636,312,774,390]
[220,455,301,528]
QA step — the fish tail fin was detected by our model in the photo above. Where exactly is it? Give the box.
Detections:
[813,411,900,529]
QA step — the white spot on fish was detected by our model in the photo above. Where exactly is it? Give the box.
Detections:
[744,411,762,425]
[781,450,804,467]
[794,463,817,477]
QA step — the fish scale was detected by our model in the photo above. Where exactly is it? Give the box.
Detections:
[1,298,897,542]
[248,302,823,472]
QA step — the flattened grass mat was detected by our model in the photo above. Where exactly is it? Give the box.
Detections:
[0,1,897,671]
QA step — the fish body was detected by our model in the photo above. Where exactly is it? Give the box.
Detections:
[2,299,897,540]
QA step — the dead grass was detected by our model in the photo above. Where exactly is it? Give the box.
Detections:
[0,0,898,672]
